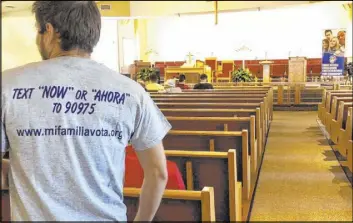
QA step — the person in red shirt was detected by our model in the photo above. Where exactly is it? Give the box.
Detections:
[176,74,190,90]
[124,145,186,190]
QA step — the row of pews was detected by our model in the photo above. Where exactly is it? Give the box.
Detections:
[318,89,353,172]
[1,86,273,221]
[126,86,273,221]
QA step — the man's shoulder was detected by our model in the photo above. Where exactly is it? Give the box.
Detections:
[2,61,43,80]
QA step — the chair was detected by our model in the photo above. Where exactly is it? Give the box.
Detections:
[217,61,234,82]
[205,57,218,83]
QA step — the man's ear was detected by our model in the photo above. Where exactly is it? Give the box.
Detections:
[45,23,60,43]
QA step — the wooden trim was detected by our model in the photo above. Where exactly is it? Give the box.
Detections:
[260,102,266,145]
[124,187,202,200]
[236,182,243,222]
[166,117,251,121]
[227,149,237,222]
[205,57,217,60]
[255,108,262,159]
[278,85,283,104]
[186,161,194,190]
[250,115,257,174]
[157,102,261,106]
[241,129,250,201]
[201,187,216,221]
[224,123,229,131]
[165,150,228,158]
[168,130,242,136]
[161,108,256,113]
[347,140,353,172]
[209,139,215,151]
[155,98,263,101]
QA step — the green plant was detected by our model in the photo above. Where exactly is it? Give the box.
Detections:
[231,67,254,82]
[136,68,159,82]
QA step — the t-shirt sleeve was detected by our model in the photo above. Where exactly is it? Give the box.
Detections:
[130,92,171,151]
[1,120,9,153]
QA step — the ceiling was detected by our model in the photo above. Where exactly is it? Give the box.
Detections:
[1,1,351,17]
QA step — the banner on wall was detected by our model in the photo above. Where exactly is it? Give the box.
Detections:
[321,28,346,76]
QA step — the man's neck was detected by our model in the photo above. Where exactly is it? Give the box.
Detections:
[50,49,91,59]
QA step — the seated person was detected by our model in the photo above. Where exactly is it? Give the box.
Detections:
[193,74,214,89]
[159,79,182,93]
[176,74,190,89]
[146,73,164,91]
[124,145,186,190]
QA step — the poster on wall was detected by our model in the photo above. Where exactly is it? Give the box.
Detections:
[321,29,346,76]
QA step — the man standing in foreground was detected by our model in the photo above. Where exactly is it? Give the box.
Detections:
[1,1,170,221]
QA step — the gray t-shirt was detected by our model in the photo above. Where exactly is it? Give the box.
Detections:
[1,56,171,221]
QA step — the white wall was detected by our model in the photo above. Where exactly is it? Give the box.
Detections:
[1,10,41,71]
[145,2,352,61]
[91,18,119,71]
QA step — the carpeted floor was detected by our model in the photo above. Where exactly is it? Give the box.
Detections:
[250,111,352,221]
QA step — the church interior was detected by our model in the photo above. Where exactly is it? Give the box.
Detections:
[1,1,353,221]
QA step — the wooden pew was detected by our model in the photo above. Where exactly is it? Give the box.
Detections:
[326,97,353,137]
[161,108,267,153]
[318,90,352,122]
[166,116,260,174]
[163,130,252,201]
[164,149,241,221]
[151,89,274,121]
[125,187,215,221]
[152,93,272,124]
[330,102,352,146]
[153,98,265,103]
[320,92,353,125]
[157,102,269,135]
[1,187,216,222]
[347,140,353,172]
[335,106,353,156]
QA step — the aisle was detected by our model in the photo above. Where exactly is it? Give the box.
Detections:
[250,111,352,221]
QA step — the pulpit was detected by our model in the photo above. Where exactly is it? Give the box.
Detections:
[128,60,151,80]
[259,61,274,83]
[288,57,307,83]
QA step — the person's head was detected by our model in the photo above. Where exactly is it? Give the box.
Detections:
[164,79,176,89]
[32,1,101,60]
[329,37,340,50]
[200,74,208,83]
[325,30,333,40]
[337,30,346,46]
[179,74,186,83]
[322,39,329,51]
[149,74,158,83]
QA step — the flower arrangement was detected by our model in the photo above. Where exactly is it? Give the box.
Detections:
[231,67,254,82]
[136,68,159,82]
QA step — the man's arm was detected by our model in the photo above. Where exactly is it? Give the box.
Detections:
[133,143,168,221]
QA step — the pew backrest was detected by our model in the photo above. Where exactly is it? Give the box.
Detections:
[165,149,240,221]
[124,187,215,221]
[337,102,353,129]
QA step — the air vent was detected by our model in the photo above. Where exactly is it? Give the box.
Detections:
[100,4,111,10]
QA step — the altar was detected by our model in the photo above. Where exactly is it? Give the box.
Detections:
[164,67,211,83]
[164,52,212,83]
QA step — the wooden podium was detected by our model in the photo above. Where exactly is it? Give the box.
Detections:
[128,60,151,80]
[259,61,274,83]
[288,57,307,83]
